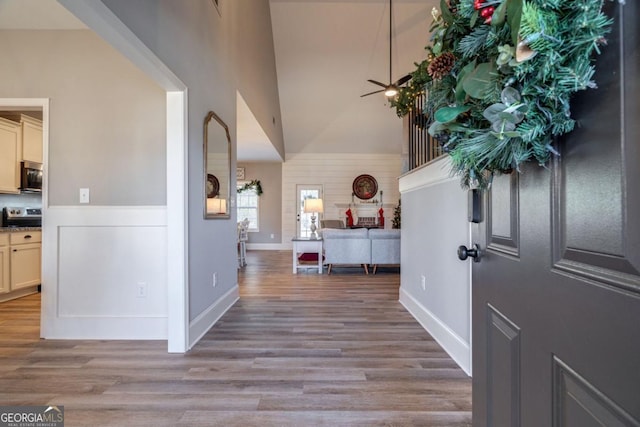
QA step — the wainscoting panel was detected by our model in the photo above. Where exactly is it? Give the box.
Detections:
[57,226,167,317]
[41,206,168,339]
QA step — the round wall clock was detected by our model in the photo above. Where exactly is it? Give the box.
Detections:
[352,174,378,200]
[206,174,219,198]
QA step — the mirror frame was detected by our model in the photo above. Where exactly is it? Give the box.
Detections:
[203,111,232,219]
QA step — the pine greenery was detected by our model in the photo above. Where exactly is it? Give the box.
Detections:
[237,179,263,196]
[392,200,401,229]
[390,0,615,188]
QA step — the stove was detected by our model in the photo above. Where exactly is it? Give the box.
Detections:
[2,206,42,228]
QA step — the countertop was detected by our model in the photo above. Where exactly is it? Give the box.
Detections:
[0,227,42,233]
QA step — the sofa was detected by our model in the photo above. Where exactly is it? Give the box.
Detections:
[321,228,371,274]
[369,229,401,274]
[321,228,401,274]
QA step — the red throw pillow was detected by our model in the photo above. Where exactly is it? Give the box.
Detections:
[298,253,324,262]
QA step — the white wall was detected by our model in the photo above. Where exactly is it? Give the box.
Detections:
[233,1,285,159]
[0,30,166,205]
[398,157,472,375]
[282,153,401,245]
[0,29,169,340]
[97,0,284,345]
[239,162,283,246]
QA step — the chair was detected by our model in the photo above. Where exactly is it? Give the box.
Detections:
[320,219,345,229]
[237,218,249,268]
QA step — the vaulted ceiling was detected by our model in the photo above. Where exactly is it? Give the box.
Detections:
[269,0,435,157]
[0,0,437,161]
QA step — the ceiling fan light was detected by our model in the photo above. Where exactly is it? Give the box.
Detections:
[384,87,398,97]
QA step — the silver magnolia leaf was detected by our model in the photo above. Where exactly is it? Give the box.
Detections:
[501,87,521,106]
[491,120,516,133]
[483,103,507,123]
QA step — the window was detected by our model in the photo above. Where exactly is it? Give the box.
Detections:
[236,183,259,231]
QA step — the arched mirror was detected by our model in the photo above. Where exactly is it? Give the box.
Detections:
[204,111,231,219]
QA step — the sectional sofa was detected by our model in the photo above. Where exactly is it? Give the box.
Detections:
[321,227,400,274]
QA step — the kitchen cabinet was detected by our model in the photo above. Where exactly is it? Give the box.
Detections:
[0,113,43,164]
[10,231,41,291]
[0,117,20,194]
[0,234,9,294]
[20,115,43,164]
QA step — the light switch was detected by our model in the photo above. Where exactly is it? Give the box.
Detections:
[79,188,90,204]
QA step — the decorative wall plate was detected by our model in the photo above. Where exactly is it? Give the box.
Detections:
[352,174,378,200]
[207,174,219,198]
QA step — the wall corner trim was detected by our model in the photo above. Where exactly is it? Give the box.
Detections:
[399,287,471,376]
[188,285,239,349]
[399,156,455,194]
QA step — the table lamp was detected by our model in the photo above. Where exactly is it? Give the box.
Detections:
[206,198,227,214]
[303,198,324,239]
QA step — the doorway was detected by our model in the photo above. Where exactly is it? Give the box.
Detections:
[0,101,46,336]
[295,184,323,238]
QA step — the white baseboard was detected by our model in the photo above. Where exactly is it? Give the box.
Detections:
[42,317,168,340]
[0,286,38,303]
[246,243,289,251]
[189,285,239,349]
[399,287,471,376]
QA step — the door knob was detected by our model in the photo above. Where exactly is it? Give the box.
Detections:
[458,244,481,262]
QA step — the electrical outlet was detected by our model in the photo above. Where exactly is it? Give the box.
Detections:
[270,234,275,239]
[79,188,90,204]
[421,275,426,291]
[212,272,217,287]
[137,282,147,298]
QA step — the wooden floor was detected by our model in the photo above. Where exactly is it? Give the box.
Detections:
[0,250,471,426]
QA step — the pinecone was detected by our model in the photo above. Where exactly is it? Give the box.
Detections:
[428,52,456,80]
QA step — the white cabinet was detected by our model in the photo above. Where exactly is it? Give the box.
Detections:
[0,117,20,194]
[0,234,10,294]
[20,115,43,164]
[10,231,41,291]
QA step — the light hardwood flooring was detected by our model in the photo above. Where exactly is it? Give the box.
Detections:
[0,250,471,426]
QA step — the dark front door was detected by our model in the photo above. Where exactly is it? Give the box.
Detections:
[470,2,640,426]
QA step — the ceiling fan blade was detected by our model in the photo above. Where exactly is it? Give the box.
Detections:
[367,79,389,88]
[360,89,386,98]
[394,74,412,87]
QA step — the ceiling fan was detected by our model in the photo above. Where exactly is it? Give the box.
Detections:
[361,0,412,98]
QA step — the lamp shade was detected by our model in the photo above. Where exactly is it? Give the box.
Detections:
[303,198,324,213]
[207,198,227,214]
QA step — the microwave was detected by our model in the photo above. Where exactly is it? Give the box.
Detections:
[20,161,43,193]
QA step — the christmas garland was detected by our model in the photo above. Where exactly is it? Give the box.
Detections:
[391,0,614,188]
[237,179,263,195]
